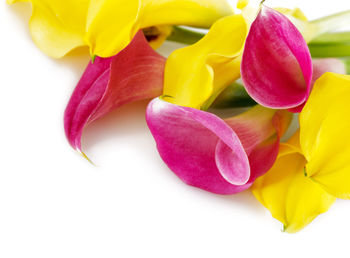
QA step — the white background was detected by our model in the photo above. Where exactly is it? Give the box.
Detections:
[1,0,350,257]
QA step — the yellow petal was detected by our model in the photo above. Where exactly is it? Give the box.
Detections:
[9,0,234,58]
[237,0,249,10]
[300,73,350,199]
[143,25,173,50]
[163,14,247,109]
[252,143,336,233]
[9,0,90,58]
[139,0,234,28]
[85,0,140,57]
[202,57,242,109]
[7,0,28,4]
[286,129,302,151]
[274,7,308,22]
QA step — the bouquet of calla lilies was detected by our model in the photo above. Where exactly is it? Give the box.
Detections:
[8,0,350,233]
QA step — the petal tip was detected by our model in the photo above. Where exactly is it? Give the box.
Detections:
[78,150,95,166]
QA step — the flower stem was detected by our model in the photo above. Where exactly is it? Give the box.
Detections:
[308,31,350,58]
[167,26,205,45]
[344,59,350,74]
[309,31,350,45]
[311,10,350,36]
[167,10,350,46]
[210,83,256,109]
[309,43,350,58]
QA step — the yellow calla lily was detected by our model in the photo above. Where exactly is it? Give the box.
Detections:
[252,140,336,233]
[8,0,90,58]
[300,73,350,199]
[7,0,233,58]
[252,73,350,232]
[162,14,247,109]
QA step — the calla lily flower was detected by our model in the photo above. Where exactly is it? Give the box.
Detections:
[252,72,350,233]
[146,98,292,194]
[7,0,233,58]
[300,73,350,199]
[241,5,313,112]
[64,31,165,154]
[162,14,247,109]
[241,5,350,113]
[252,137,336,233]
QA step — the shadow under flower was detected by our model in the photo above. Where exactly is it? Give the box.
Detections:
[81,100,153,160]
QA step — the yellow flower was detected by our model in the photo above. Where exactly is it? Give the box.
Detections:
[8,0,233,58]
[162,14,247,109]
[301,73,350,199]
[252,73,350,232]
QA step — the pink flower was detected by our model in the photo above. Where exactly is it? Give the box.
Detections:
[241,6,313,112]
[146,98,292,194]
[64,31,166,154]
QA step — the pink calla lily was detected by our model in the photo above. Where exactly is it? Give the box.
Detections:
[241,5,313,112]
[146,98,292,194]
[64,31,166,153]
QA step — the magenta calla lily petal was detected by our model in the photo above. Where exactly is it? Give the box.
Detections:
[224,107,291,183]
[64,31,166,152]
[146,98,292,194]
[146,98,250,194]
[241,5,313,112]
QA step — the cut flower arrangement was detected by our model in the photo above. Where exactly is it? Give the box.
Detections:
[8,0,350,233]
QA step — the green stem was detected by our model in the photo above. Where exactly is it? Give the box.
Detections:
[309,43,350,58]
[167,10,350,46]
[344,59,350,74]
[210,83,256,109]
[309,31,350,45]
[311,10,350,36]
[167,26,205,45]
[308,31,350,58]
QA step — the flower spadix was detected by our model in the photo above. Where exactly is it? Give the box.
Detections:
[252,73,350,232]
[8,0,233,58]
[241,6,312,112]
[64,32,165,154]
